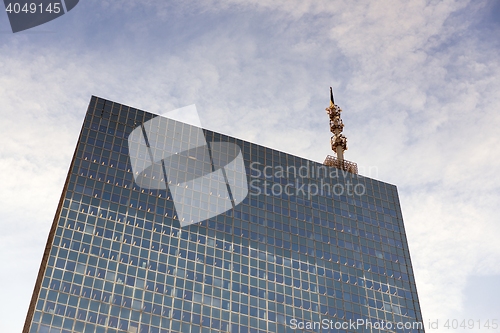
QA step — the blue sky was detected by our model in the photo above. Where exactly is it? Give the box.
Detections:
[1,0,499,332]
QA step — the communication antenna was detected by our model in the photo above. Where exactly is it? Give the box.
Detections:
[324,87,358,174]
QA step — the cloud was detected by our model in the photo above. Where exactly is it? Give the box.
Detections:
[1,0,499,331]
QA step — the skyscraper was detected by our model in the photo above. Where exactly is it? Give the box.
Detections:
[24,96,424,333]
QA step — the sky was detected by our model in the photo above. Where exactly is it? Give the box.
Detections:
[1,0,499,332]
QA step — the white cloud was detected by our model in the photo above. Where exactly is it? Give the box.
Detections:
[1,0,499,331]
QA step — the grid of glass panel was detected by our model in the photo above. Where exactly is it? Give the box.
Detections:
[25,96,424,333]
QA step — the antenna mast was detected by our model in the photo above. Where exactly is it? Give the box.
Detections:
[324,87,358,174]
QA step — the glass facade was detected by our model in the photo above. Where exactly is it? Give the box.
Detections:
[24,96,424,333]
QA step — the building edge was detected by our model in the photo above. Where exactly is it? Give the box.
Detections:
[393,185,425,329]
[22,96,96,333]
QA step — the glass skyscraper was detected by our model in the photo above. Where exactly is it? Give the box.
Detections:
[24,96,424,333]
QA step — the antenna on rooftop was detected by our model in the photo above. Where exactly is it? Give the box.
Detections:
[324,87,358,174]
